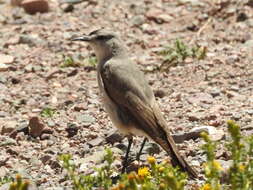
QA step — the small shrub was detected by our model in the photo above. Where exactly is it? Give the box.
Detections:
[59,149,114,190]
[59,151,187,190]
[226,120,253,190]
[60,56,80,68]
[159,39,207,71]
[40,107,56,118]
[0,176,13,186]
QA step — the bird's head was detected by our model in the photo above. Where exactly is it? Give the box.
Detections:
[72,28,126,62]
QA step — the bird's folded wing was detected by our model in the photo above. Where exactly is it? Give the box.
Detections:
[100,60,167,141]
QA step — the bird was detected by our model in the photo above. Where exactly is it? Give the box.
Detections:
[71,28,198,178]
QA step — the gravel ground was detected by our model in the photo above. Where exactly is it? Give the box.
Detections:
[0,0,253,189]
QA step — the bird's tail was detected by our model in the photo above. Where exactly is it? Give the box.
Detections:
[160,134,198,178]
[152,104,198,178]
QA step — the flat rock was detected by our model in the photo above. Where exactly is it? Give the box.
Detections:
[0,54,14,64]
[146,8,173,23]
[0,137,16,146]
[0,63,8,72]
[187,112,205,121]
[209,88,221,97]
[187,93,214,105]
[105,130,124,144]
[190,126,224,141]
[76,114,95,126]
[87,137,104,147]
[1,120,17,135]
[40,154,52,164]
[21,0,49,14]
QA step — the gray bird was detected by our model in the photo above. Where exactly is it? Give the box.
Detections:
[72,29,197,178]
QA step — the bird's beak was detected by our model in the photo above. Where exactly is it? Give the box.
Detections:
[71,35,92,42]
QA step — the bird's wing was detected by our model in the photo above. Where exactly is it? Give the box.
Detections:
[100,58,167,140]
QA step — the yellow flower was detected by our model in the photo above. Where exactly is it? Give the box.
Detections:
[213,160,223,171]
[138,167,150,177]
[238,164,245,171]
[158,167,165,172]
[147,156,156,165]
[201,183,212,190]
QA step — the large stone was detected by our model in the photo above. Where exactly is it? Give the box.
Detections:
[29,116,45,137]
[21,0,49,14]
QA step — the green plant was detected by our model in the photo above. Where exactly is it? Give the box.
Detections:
[60,56,80,68]
[227,120,253,190]
[0,176,13,186]
[200,120,253,190]
[8,174,29,190]
[86,56,97,67]
[201,132,222,190]
[59,148,114,190]
[40,107,56,118]
[59,149,187,190]
[159,39,207,71]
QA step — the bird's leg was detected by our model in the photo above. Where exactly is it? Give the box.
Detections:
[121,136,133,173]
[136,137,148,161]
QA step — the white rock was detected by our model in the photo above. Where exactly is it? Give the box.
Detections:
[190,126,224,141]
[0,63,8,72]
[0,54,14,64]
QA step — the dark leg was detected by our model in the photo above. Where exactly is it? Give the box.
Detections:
[136,137,148,161]
[121,136,133,173]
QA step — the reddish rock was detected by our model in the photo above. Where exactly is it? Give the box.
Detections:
[29,116,45,137]
[21,0,49,14]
